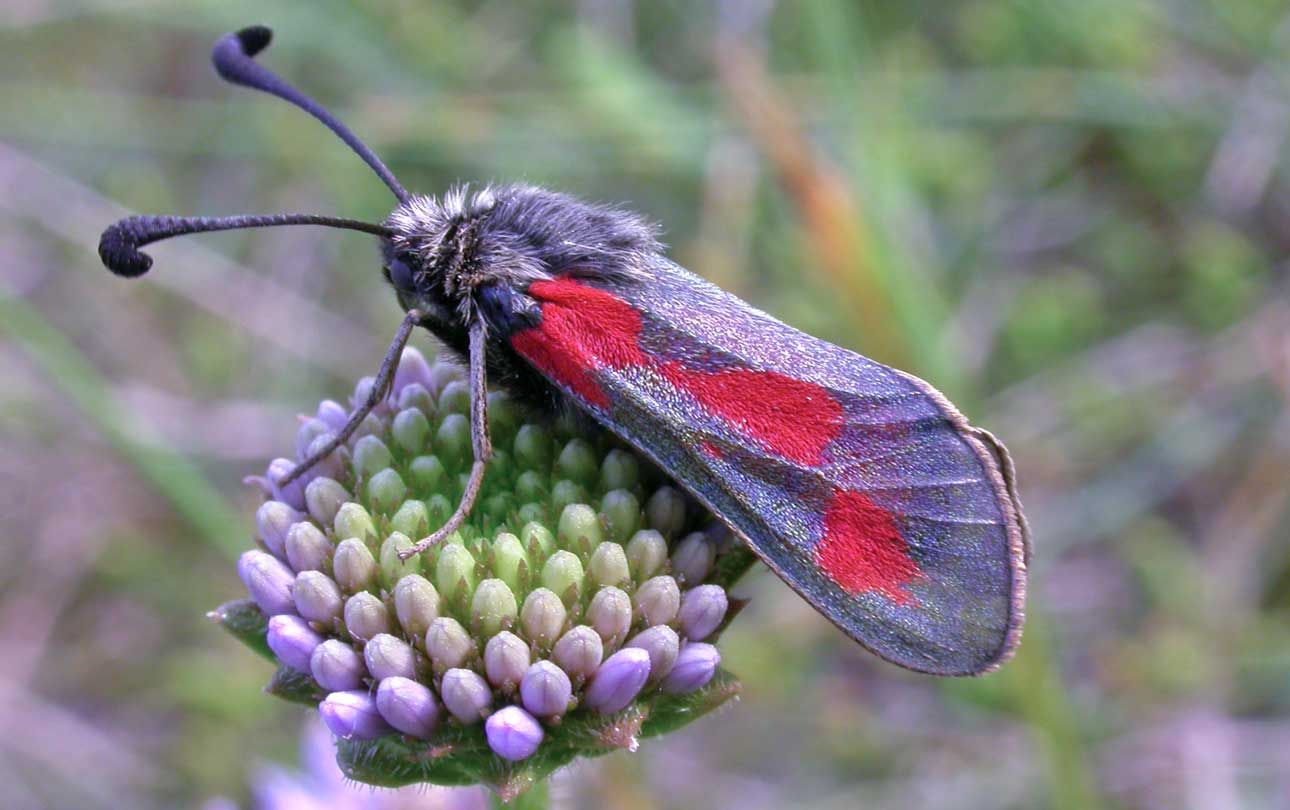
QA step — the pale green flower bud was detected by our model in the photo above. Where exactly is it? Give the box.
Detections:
[393,574,439,638]
[486,391,520,438]
[379,531,421,586]
[438,379,470,415]
[409,455,445,491]
[352,435,393,478]
[425,617,474,673]
[389,499,430,539]
[391,408,430,453]
[625,529,668,582]
[550,481,588,523]
[519,588,566,649]
[285,521,331,573]
[646,486,687,539]
[303,478,350,527]
[599,490,640,543]
[435,543,476,605]
[435,413,470,468]
[587,586,632,648]
[599,448,640,492]
[635,575,681,627]
[514,470,547,504]
[367,468,407,514]
[333,538,378,593]
[396,382,435,417]
[556,438,598,486]
[333,503,377,545]
[513,424,551,470]
[490,533,527,593]
[557,503,602,556]
[542,550,585,606]
[294,570,343,623]
[520,522,555,560]
[471,578,519,639]
[588,542,630,589]
[343,591,391,641]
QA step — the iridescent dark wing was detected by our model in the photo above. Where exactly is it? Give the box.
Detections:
[509,261,1027,675]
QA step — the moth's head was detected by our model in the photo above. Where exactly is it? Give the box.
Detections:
[98,26,409,285]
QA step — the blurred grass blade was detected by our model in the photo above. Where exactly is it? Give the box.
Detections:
[0,288,243,559]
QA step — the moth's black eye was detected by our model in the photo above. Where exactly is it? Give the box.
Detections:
[386,256,415,291]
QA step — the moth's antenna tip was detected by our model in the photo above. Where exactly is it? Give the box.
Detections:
[98,220,153,278]
[235,25,272,56]
[213,25,273,80]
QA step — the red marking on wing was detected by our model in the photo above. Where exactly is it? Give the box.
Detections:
[512,277,843,464]
[509,278,648,408]
[814,489,922,605]
[699,439,724,459]
[659,366,842,465]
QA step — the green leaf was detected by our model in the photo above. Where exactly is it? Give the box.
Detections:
[208,598,273,662]
[265,665,326,706]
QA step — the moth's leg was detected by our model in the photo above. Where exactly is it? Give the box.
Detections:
[401,317,493,559]
[279,309,422,488]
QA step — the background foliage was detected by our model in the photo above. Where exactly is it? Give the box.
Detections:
[2,1,1289,808]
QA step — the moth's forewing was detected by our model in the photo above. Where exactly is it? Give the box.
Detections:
[509,261,1026,675]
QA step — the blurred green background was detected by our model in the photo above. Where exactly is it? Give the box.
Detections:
[3,1,1290,808]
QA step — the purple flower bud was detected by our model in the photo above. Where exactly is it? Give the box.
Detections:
[255,501,303,558]
[293,571,343,623]
[343,592,391,641]
[662,642,720,694]
[266,614,324,672]
[626,625,680,683]
[440,668,492,724]
[375,676,439,738]
[677,584,729,641]
[392,346,433,397]
[552,625,603,681]
[302,433,346,484]
[310,639,366,691]
[585,647,652,714]
[520,661,573,718]
[295,417,330,460]
[363,633,418,681]
[285,521,332,573]
[483,631,530,689]
[319,690,390,740]
[265,457,307,510]
[670,532,715,585]
[634,575,680,627]
[485,706,544,761]
[237,550,296,616]
[315,399,349,432]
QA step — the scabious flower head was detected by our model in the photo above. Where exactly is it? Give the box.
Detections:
[211,347,752,800]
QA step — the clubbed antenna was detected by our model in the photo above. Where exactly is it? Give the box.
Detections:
[212,25,408,202]
[100,213,391,277]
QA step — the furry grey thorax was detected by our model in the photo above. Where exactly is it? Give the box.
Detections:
[379,183,663,413]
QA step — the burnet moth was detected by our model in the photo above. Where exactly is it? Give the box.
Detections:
[100,27,1028,676]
